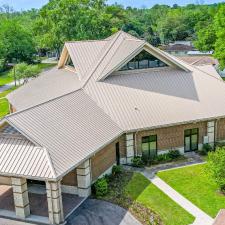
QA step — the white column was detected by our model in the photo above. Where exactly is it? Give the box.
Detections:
[11,177,30,218]
[126,133,134,164]
[46,180,64,225]
[207,121,215,148]
[77,159,91,197]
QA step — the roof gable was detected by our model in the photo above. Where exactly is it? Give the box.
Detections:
[58,40,108,80]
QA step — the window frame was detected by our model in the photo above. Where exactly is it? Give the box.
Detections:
[141,135,158,159]
[119,50,168,71]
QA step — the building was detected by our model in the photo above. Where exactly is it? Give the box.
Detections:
[1,31,225,224]
[161,41,195,56]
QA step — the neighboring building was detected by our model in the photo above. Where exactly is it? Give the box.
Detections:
[162,41,195,56]
[162,41,213,56]
[1,31,225,224]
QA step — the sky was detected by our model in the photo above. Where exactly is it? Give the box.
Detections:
[0,0,224,10]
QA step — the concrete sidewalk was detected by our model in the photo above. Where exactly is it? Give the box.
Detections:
[150,176,214,225]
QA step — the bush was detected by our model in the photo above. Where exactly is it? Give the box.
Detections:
[168,150,181,159]
[207,147,225,192]
[152,150,183,164]
[94,177,108,197]
[112,165,123,175]
[199,143,213,155]
[132,156,144,167]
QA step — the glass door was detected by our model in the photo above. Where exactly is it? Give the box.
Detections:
[141,135,157,161]
[184,128,198,152]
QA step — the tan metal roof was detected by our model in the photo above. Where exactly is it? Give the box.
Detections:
[65,40,108,80]
[0,135,55,179]
[7,67,82,111]
[5,90,122,179]
[3,31,225,180]
[85,65,225,131]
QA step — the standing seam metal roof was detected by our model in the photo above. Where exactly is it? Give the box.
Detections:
[2,31,225,180]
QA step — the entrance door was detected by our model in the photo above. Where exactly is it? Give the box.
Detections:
[184,128,198,152]
[115,142,120,165]
[141,135,157,161]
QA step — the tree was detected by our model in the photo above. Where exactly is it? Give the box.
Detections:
[0,19,36,64]
[207,147,225,192]
[214,5,225,69]
[194,22,216,51]
[34,0,126,53]
[10,63,41,84]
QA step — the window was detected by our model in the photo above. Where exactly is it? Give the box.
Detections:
[65,55,74,68]
[119,50,168,71]
[184,128,199,152]
[141,135,157,161]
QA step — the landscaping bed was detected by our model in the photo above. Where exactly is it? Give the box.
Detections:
[158,164,225,218]
[94,170,194,225]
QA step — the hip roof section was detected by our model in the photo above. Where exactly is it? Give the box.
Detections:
[5,90,123,179]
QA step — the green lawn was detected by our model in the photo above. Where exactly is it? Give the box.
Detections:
[0,70,14,86]
[158,164,225,218]
[36,62,56,71]
[125,173,194,225]
[0,86,20,119]
[98,171,194,225]
[0,98,9,118]
[0,63,56,87]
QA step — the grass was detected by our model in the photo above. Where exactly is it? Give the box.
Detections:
[36,63,56,71]
[158,164,225,218]
[0,63,56,87]
[96,171,194,225]
[0,86,18,98]
[0,70,14,86]
[0,98,9,118]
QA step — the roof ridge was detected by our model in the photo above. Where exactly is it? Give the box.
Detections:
[65,39,108,44]
[43,147,57,179]
[5,88,83,118]
[2,119,42,147]
[81,30,123,87]
[95,34,127,81]
[193,65,224,83]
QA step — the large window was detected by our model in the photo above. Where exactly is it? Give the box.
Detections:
[119,50,168,71]
[141,135,157,161]
[184,128,199,152]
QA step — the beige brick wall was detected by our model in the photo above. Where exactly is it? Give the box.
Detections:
[217,118,225,141]
[91,135,125,181]
[61,169,77,186]
[136,121,207,154]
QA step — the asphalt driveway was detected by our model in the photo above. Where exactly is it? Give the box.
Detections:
[67,199,142,225]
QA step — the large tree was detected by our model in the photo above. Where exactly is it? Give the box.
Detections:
[214,4,225,69]
[34,0,126,53]
[0,19,36,64]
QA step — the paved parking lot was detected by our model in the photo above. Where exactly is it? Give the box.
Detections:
[67,199,141,225]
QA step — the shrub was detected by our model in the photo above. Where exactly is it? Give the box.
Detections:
[132,156,144,167]
[94,177,108,197]
[199,143,213,155]
[112,165,123,175]
[168,150,181,159]
[207,147,225,192]
[155,153,172,162]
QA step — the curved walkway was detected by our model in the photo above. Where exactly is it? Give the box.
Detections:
[66,199,142,225]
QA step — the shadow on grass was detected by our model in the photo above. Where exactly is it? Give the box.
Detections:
[94,171,163,225]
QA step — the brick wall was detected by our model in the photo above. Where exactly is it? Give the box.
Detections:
[217,118,225,141]
[136,121,207,154]
[61,169,77,186]
[91,135,125,181]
